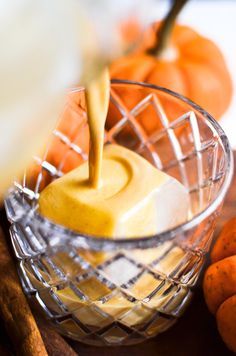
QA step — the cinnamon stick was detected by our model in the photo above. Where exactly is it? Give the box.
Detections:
[36,317,77,356]
[0,227,48,356]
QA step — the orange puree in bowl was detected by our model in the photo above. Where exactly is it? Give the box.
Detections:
[36,69,191,332]
[39,69,189,238]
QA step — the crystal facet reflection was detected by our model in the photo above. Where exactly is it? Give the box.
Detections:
[5,82,232,346]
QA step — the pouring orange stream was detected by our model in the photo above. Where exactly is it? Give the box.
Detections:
[39,69,189,238]
[85,68,110,189]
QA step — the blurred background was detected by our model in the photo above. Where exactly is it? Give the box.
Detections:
[1,0,236,194]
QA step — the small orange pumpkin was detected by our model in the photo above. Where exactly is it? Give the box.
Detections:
[110,21,233,124]
[203,217,236,353]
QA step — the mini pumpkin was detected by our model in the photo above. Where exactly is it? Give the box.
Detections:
[203,217,236,353]
[110,21,232,129]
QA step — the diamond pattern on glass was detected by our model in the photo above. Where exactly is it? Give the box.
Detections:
[75,276,113,301]
[119,303,155,330]
[94,291,136,319]
[4,82,231,346]
[100,325,130,344]
[101,255,142,286]
[57,319,87,339]
[152,246,186,276]
[145,314,176,336]
[73,304,113,331]
[124,271,162,300]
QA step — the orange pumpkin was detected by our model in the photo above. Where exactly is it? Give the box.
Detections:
[110,22,233,124]
[203,217,236,353]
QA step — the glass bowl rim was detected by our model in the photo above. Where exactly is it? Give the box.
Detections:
[7,80,234,250]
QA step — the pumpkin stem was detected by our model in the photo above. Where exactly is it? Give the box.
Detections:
[147,0,189,57]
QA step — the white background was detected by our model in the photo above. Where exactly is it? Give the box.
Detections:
[146,0,236,148]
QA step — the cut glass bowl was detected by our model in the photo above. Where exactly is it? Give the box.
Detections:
[5,80,233,346]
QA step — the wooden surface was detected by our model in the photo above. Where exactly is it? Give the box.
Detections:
[0,152,235,356]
